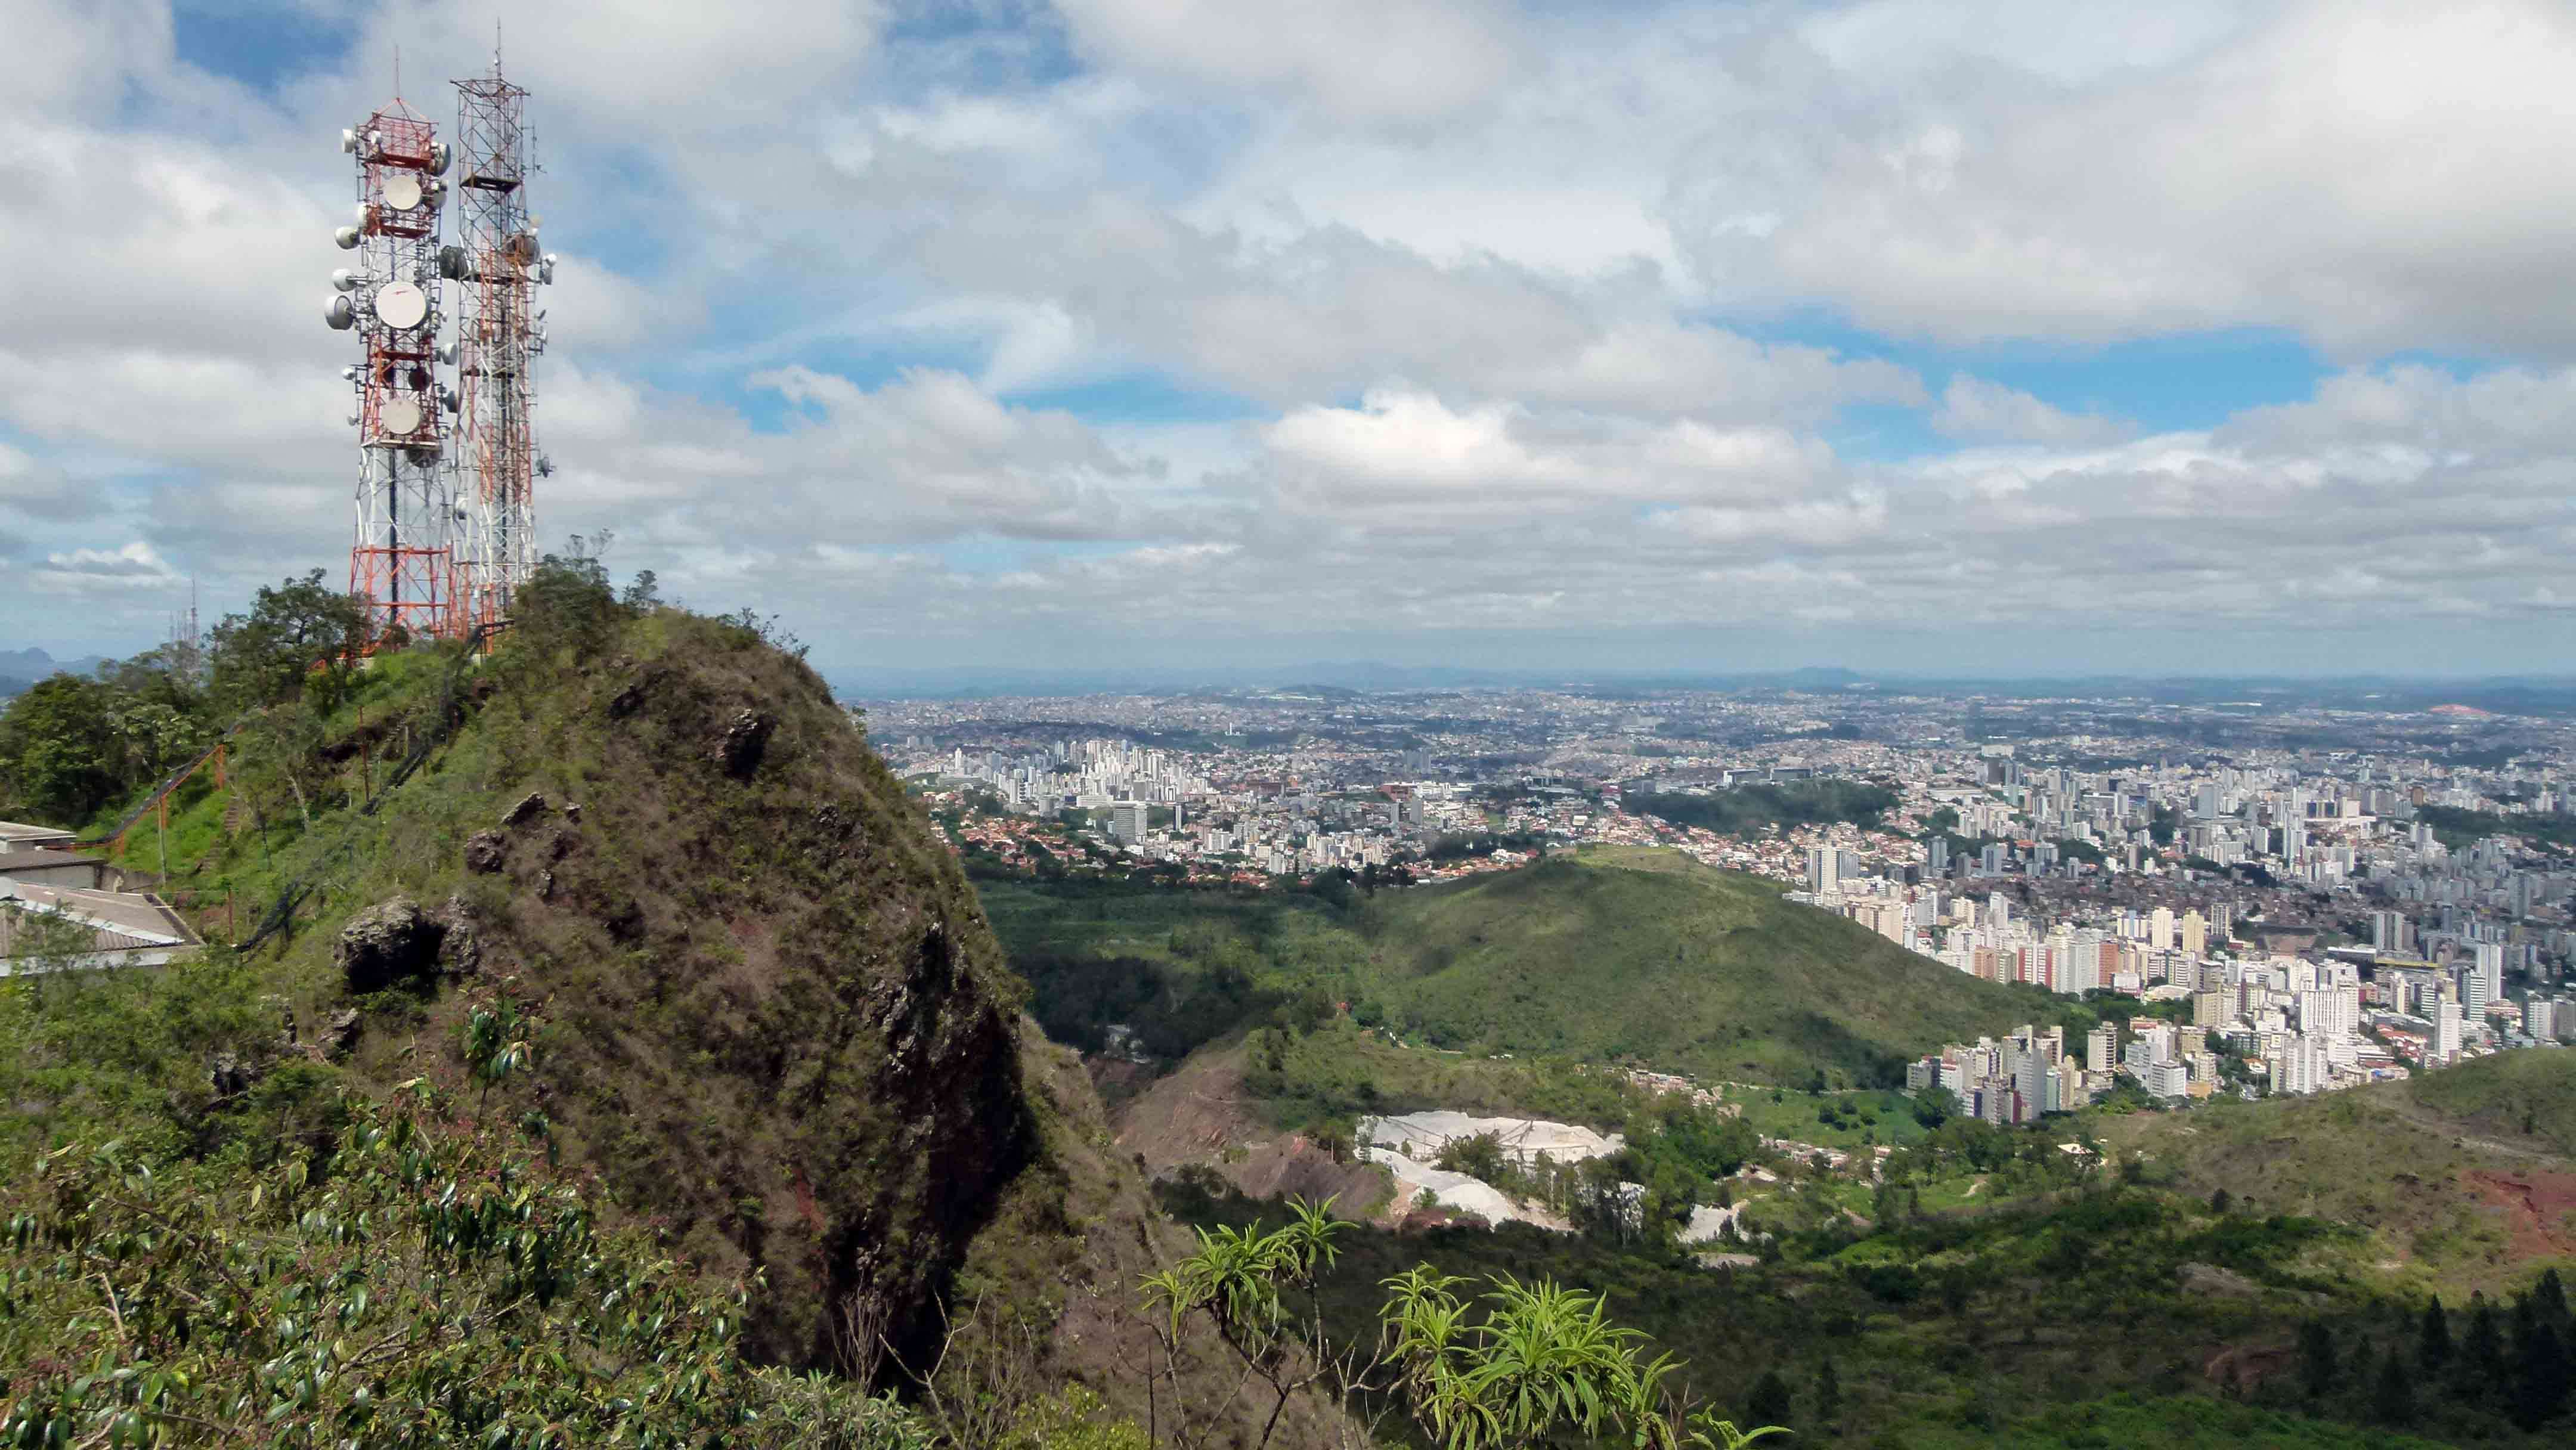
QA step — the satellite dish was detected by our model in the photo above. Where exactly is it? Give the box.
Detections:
[330,268,360,293]
[374,281,428,330]
[383,173,423,210]
[325,295,355,330]
[428,141,451,176]
[334,226,361,250]
[340,129,358,154]
[381,399,424,436]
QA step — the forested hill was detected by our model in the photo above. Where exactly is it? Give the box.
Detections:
[1355,845,2063,1083]
[990,842,2084,1093]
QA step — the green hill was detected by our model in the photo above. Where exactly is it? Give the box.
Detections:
[0,573,1346,1445]
[1353,844,2066,1085]
[2411,1048,2576,1157]
[2100,1049,2576,1296]
[989,844,2081,1092]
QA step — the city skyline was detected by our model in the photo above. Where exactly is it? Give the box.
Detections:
[8,2,2576,672]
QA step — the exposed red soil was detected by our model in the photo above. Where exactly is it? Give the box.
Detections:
[2464,1169,2576,1260]
[1111,1044,1260,1173]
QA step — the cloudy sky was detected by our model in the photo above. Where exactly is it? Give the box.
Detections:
[7,0,2576,678]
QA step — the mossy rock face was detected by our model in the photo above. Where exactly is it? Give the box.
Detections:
[296,616,1039,1371]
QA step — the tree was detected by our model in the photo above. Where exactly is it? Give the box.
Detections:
[2371,1344,2415,1426]
[207,569,371,712]
[512,550,624,664]
[0,674,121,824]
[2536,1267,2571,1330]
[1140,1197,1351,1450]
[1376,1268,1788,1450]
[2512,1318,2569,1429]
[1744,1368,1794,1428]
[1813,1356,1841,1427]
[2298,1319,2338,1399]
[2420,1297,2452,1373]
[2464,1292,2505,1392]
[0,1083,929,1448]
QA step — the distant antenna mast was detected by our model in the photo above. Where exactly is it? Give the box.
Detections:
[328,92,461,646]
[448,47,552,630]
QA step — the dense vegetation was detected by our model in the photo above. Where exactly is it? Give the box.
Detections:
[987,845,2086,1095]
[0,565,1352,1446]
[1348,847,2067,1084]
[2415,805,2576,854]
[1156,1065,2576,1448]
[1624,781,1899,838]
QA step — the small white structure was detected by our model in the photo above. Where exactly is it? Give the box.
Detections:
[0,880,199,974]
[0,821,79,855]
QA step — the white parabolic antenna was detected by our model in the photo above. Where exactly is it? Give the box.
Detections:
[380,398,423,436]
[374,281,428,330]
[383,173,423,210]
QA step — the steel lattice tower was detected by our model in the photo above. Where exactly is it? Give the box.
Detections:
[329,100,460,644]
[448,57,552,629]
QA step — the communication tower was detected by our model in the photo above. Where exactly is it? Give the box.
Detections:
[447,55,555,628]
[327,98,460,644]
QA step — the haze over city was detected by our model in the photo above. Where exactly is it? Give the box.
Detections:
[7,1,2576,677]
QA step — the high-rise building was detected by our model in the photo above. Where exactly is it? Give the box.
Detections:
[1805,845,1839,894]
[1110,801,1148,841]
[2371,909,2415,956]
[2431,999,2463,1065]
[2473,941,2504,1003]
[2086,1023,2119,1074]
[2149,906,2176,952]
[2180,910,2207,958]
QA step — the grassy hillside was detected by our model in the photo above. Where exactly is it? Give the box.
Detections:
[1354,844,2067,1085]
[2100,1051,2576,1297]
[2411,1049,2576,1157]
[1,580,1354,1445]
[989,844,2081,1093]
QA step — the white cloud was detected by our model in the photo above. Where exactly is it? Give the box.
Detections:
[1054,0,1519,123]
[1931,376,2134,445]
[7,0,2576,666]
[35,541,179,590]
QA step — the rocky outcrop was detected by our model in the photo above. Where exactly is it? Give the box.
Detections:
[714,708,774,777]
[336,898,444,992]
[336,895,482,993]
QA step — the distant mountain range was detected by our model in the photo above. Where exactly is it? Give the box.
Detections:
[0,646,113,698]
[822,658,2576,712]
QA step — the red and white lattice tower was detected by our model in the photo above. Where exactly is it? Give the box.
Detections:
[328,100,461,644]
[447,54,553,630]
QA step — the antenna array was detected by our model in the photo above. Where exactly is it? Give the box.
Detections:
[325,55,552,645]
